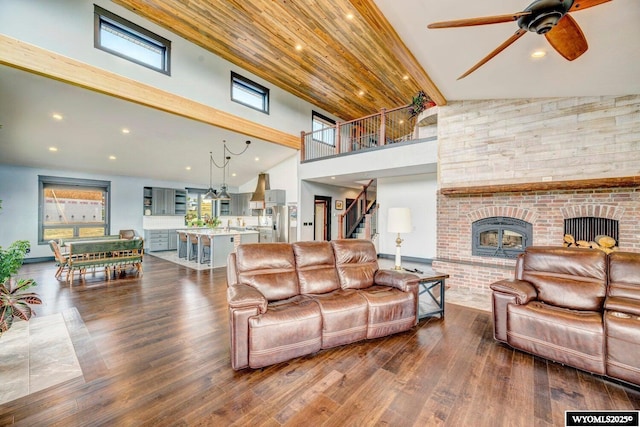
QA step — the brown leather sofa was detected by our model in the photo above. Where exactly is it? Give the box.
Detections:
[226,239,420,370]
[491,246,640,386]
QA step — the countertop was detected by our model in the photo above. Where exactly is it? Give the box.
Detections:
[175,228,259,236]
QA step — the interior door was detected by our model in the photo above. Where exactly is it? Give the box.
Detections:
[314,201,327,241]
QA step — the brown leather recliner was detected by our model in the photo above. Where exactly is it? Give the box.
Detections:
[491,246,640,386]
[226,239,420,370]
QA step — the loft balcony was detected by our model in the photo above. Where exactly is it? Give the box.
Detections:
[301,104,437,162]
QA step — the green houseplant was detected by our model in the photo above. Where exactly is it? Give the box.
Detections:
[0,200,42,335]
[408,90,435,119]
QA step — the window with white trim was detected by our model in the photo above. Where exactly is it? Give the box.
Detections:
[312,111,336,146]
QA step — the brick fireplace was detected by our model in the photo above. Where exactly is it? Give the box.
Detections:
[432,185,640,292]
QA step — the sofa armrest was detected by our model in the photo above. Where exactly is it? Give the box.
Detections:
[490,279,537,305]
[227,284,268,314]
[374,270,420,292]
[605,296,640,317]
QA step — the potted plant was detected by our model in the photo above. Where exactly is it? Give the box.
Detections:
[204,216,221,229]
[408,90,436,119]
[0,200,42,336]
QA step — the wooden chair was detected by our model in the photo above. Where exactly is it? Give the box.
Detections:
[119,229,136,239]
[48,240,69,281]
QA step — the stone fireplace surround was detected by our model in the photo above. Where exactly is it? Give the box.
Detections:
[432,184,640,292]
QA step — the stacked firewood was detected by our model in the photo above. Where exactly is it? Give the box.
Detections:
[563,234,618,254]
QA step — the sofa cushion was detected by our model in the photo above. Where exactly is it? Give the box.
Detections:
[521,246,607,311]
[248,295,322,368]
[292,241,340,294]
[605,310,640,385]
[608,251,640,300]
[359,285,416,339]
[331,239,379,290]
[236,243,299,301]
[309,289,368,348]
[507,301,605,375]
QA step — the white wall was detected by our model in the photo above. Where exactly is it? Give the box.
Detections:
[0,164,204,259]
[239,154,299,205]
[376,174,437,260]
[0,0,340,136]
[298,181,361,241]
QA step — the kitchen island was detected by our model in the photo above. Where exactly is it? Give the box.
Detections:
[176,228,259,268]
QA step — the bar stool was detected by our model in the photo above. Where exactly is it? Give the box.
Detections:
[189,233,199,262]
[177,232,188,259]
[201,235,211,264]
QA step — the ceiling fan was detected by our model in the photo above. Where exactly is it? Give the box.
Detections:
[427,0,612,79]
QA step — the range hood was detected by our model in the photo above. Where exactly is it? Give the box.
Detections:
[250,173,270,208]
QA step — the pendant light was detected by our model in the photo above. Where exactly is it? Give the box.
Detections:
[203,151,218,200]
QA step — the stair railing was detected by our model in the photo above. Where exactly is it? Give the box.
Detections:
[301,104,418,162]
[338,179,375,239]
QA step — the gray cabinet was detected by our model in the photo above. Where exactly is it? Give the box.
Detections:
[228,192,258,216]
[167,229,178,250]
[264,189,286,206]
[144,229,170,251]
[143,187,187,216]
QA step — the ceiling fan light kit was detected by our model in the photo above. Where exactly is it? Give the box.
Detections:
[427,0,611,79]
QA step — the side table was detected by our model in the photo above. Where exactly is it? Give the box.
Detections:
[411,271,449,319]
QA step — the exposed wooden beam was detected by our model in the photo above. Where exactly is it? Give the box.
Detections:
[0,34,300,150]
[440,176,640,196]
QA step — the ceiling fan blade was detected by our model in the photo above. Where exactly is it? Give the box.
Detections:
[569,0,611,12]
[428,12,531,29]
[545,14,588,61]
[457,29,527,80]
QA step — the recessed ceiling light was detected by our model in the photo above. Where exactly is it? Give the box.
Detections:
[346,13,354,20]
[254,157,260,162]
[185,166,191,171]
[531,50,546,59]
[232,172,237,177]
[52,113,63,121]
[358,90,365,96]
[331,176,336,180]
[295,44,303,51]
[399,120,405,125]
[49,147,58,152]
[109,155,116,160]
[121,128,130,134]
[402,75,409,81]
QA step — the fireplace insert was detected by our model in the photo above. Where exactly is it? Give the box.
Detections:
[472,217,532,259]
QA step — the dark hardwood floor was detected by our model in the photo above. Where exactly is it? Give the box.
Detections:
[2,254,639,426]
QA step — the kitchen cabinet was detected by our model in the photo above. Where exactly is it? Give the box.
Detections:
[167,229,178,250]
[145,229,170,251]
[264,189,286,206]
[225,193,259,216]
[143,187,187,216]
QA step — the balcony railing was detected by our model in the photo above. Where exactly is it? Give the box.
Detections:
[301,105,420,162]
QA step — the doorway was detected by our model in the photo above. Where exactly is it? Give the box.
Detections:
[314,195,332,241]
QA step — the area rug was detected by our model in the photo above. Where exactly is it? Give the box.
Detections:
[0,311,83,405]
[146,251,217,271]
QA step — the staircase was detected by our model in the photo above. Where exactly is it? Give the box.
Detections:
[338,180,378,240]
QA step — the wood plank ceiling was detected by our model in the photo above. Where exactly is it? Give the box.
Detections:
[112,0,447,121]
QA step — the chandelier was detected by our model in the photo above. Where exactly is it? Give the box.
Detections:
[204,140,251,200]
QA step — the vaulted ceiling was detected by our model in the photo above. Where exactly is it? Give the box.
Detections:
[0,0,638,187]
[112,0,446,121]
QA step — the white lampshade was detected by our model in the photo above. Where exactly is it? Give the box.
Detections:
[388,208,412,234]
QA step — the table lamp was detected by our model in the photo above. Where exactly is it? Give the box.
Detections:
[388,207,412,270]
